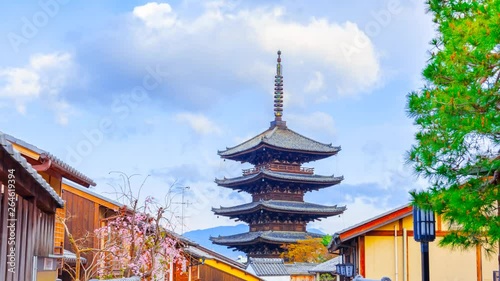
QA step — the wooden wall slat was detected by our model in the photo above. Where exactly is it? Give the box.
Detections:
[25,199,35,281]
[0,183,8,280]
[18,199,27,278]
[12,198,22,281]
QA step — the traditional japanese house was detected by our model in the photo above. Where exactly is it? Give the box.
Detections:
[3,133,96,259]
[60,180,122,280]
[181,239,263,281]
[0,133,64,281]
[246,258,290,281]
[328,204,498,281]
[285,262,318,281]
[211,51,345,258]
[1,133,98,279]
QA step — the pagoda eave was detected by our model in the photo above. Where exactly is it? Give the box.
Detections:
[212,201,346,217]
[215,170,343,187]
[210,231,323,247]
[219,144,340,163]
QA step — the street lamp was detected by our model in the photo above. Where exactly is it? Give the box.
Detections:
[340,264,346,276]
[345,263,355,278]
[413,206,436,281]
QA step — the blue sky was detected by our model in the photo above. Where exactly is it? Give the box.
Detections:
[1,0,435,234]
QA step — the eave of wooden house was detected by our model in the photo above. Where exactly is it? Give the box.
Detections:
[329,204,412,251]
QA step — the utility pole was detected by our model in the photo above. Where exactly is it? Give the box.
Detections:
[174,186,191,235]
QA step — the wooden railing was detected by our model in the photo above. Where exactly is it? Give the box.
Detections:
[243,163,314,175]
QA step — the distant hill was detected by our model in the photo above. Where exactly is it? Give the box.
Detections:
[182,224,325,260]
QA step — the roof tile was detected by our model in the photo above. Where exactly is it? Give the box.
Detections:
[247,258,289,276]
[213,200,346,215]
[211,231,322,245]
[219,126,340,157]
[0,134,64,207]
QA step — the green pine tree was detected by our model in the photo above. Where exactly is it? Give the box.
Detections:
[406,0,500,270]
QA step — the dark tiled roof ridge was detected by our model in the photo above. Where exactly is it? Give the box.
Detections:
[248,257,289,276]
[1,131,96,186]
[212,200,345,214]
[215,169,344,185]
[218,127,275,154]
[210,230,323,244]
[284,127,337,149]
[308,256,341,273]
[218,126,340,156]
[42,152,96,186]
[249,257,284,263]
[0,134,64,207]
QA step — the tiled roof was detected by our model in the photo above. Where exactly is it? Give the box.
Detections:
[285,262,318,275]
[0,134,64,207]
[218,126,340,157]
[328,204,412,250]
[247,258,289,276]
[215,169,343,186]
[63,179,123,209]
[213,200,346,216]
[184,245,216,260]
[183,242,264,280]
[43,152,96,186]
[309,257,341,273]
[211,231,322,245]
[62,249,87,265]
[2,132,96,187]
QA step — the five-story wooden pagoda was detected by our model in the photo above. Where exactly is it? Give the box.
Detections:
[210,51,345,258]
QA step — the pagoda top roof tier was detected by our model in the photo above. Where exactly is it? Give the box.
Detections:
[215,169,343,189]
[210,231,323,246]
[217,126,341,163]
[212,200,346,216]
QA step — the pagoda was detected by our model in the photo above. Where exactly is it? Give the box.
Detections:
[210,51,345,258]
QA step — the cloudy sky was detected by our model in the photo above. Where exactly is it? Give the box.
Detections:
[1,0,435,235]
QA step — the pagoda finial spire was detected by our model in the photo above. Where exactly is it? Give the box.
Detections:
[271,50,286,128]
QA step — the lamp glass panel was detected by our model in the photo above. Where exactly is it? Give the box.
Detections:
[345,263,354,277]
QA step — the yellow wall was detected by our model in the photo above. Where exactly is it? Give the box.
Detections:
[481,247,498,281]
[362,215,498,281]
[204,259,262,281]
[36,270,58,281]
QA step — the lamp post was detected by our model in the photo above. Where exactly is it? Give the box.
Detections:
[413,206,436,281]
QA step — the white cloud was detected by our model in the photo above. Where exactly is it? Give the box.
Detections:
[304,71,324,93]
[125,2,381,106]
[242,12,380,96]
[287,111,336,136]
[309,196,390,234]
[175,112,222,135]
[0,52,75,124]
[0,68,40,98]
[133,2,177,29]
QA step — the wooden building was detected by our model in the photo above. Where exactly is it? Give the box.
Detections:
[246,258,290,281]
[211,51,345,258]
[3,133,96,258]
[329,204,498,281]
[181,240,263,281]
[245,258,319,281]
[285,263,317,281]
[0,133,64,281]
[60,180,122,280]
[2,133,98,280]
